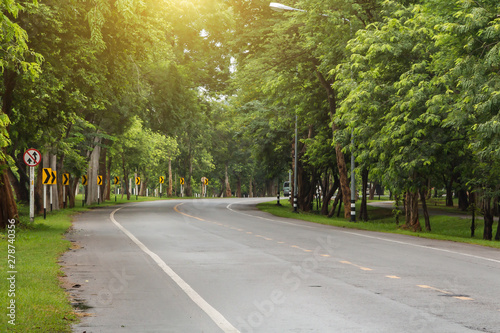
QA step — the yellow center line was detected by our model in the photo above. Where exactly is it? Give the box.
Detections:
[339,260,373,271]
[255,235,273,241]
[173,203,205,221]
[416,285,473,300]
[291,245,312,253]
[173,203,324,254]
[417,285,451,294]
[386,275,401,279]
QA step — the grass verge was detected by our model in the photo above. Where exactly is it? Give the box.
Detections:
[0,194,171,332]
[258,200,500,249]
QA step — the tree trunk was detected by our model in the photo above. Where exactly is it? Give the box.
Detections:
[225,163,231,197]
[86,137,102,205]
[420,188,431,231]
[11,152,30,202]
[68,177,77,208]
[0,69,19,226]
[404,192,410,225]
[298,163,311,212]
[236,175,242,198]
[168,157,172,196]
[445,176,454,207]
[105,150,112,201]
[337,193,343,217]
[140,177,148,196]
[426,178,432,200]
[249,176,253,198]
[322,174,339,216]
[410,191,421,231]
[335,144,351,219]
[186,155,193,197]
[50,153,60,210]
[328,191,342,218]
[124,170,130,200]
[360,168,369,221]
[483,197,494,240]
[469,192,476,237]
[7,167,28,203]
[368,181,377,200]
[0,160,19,227]
[405,191,421,231]
[394,194,401,225]
[316,69,351,220]
[35,162,43,213]
[98,146,107,202]
[494,199,500,241]
[495,217,500,241]
[458,188,468,211]
[134,171,138,196]
[121,155,130,200]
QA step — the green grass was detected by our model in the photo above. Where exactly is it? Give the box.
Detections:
[1,209,79,331]
[0,194,173,332]
[259,200,500,249]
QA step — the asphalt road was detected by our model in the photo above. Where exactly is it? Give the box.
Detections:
[62,198,500,333]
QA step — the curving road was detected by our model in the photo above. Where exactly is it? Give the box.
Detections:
[62,198,500,333]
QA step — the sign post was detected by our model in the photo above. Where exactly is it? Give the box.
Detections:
[97,175,103,204]
[201,177,208,197]
[180,177,185,197]
[62,173,70,208]
[159,176,164,198]
[42,167,55,218]
[113,176,119,202]
[135,177,141,200]
[82,175,88,206]
[23,148,41,222]
[50,170,56,211]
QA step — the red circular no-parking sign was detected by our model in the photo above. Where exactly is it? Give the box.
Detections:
[23,148,42,167]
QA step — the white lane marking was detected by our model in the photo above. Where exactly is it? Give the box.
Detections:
[227,200,500,265]
[110,206,240,333]
[340,230,500,265]
[226,200,316,229]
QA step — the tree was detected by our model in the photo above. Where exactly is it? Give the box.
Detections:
[1,0,42,227]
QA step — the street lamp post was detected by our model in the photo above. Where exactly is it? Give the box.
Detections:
[270,2,305,12]
[270,2,300,213]
[270,1,355,220]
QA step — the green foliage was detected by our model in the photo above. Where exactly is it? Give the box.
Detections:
[0,0,43,75]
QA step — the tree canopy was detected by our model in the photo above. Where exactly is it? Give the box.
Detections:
[1,0,500,240]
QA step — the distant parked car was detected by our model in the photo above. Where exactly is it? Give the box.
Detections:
[283,181,290,197]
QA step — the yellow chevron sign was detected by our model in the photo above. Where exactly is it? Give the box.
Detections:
[82,175,88,186]
[42,168,57,185]
[97,175,103,185]
[159,176,164,184]
[62,173,70,186]
[135,177,141,185]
